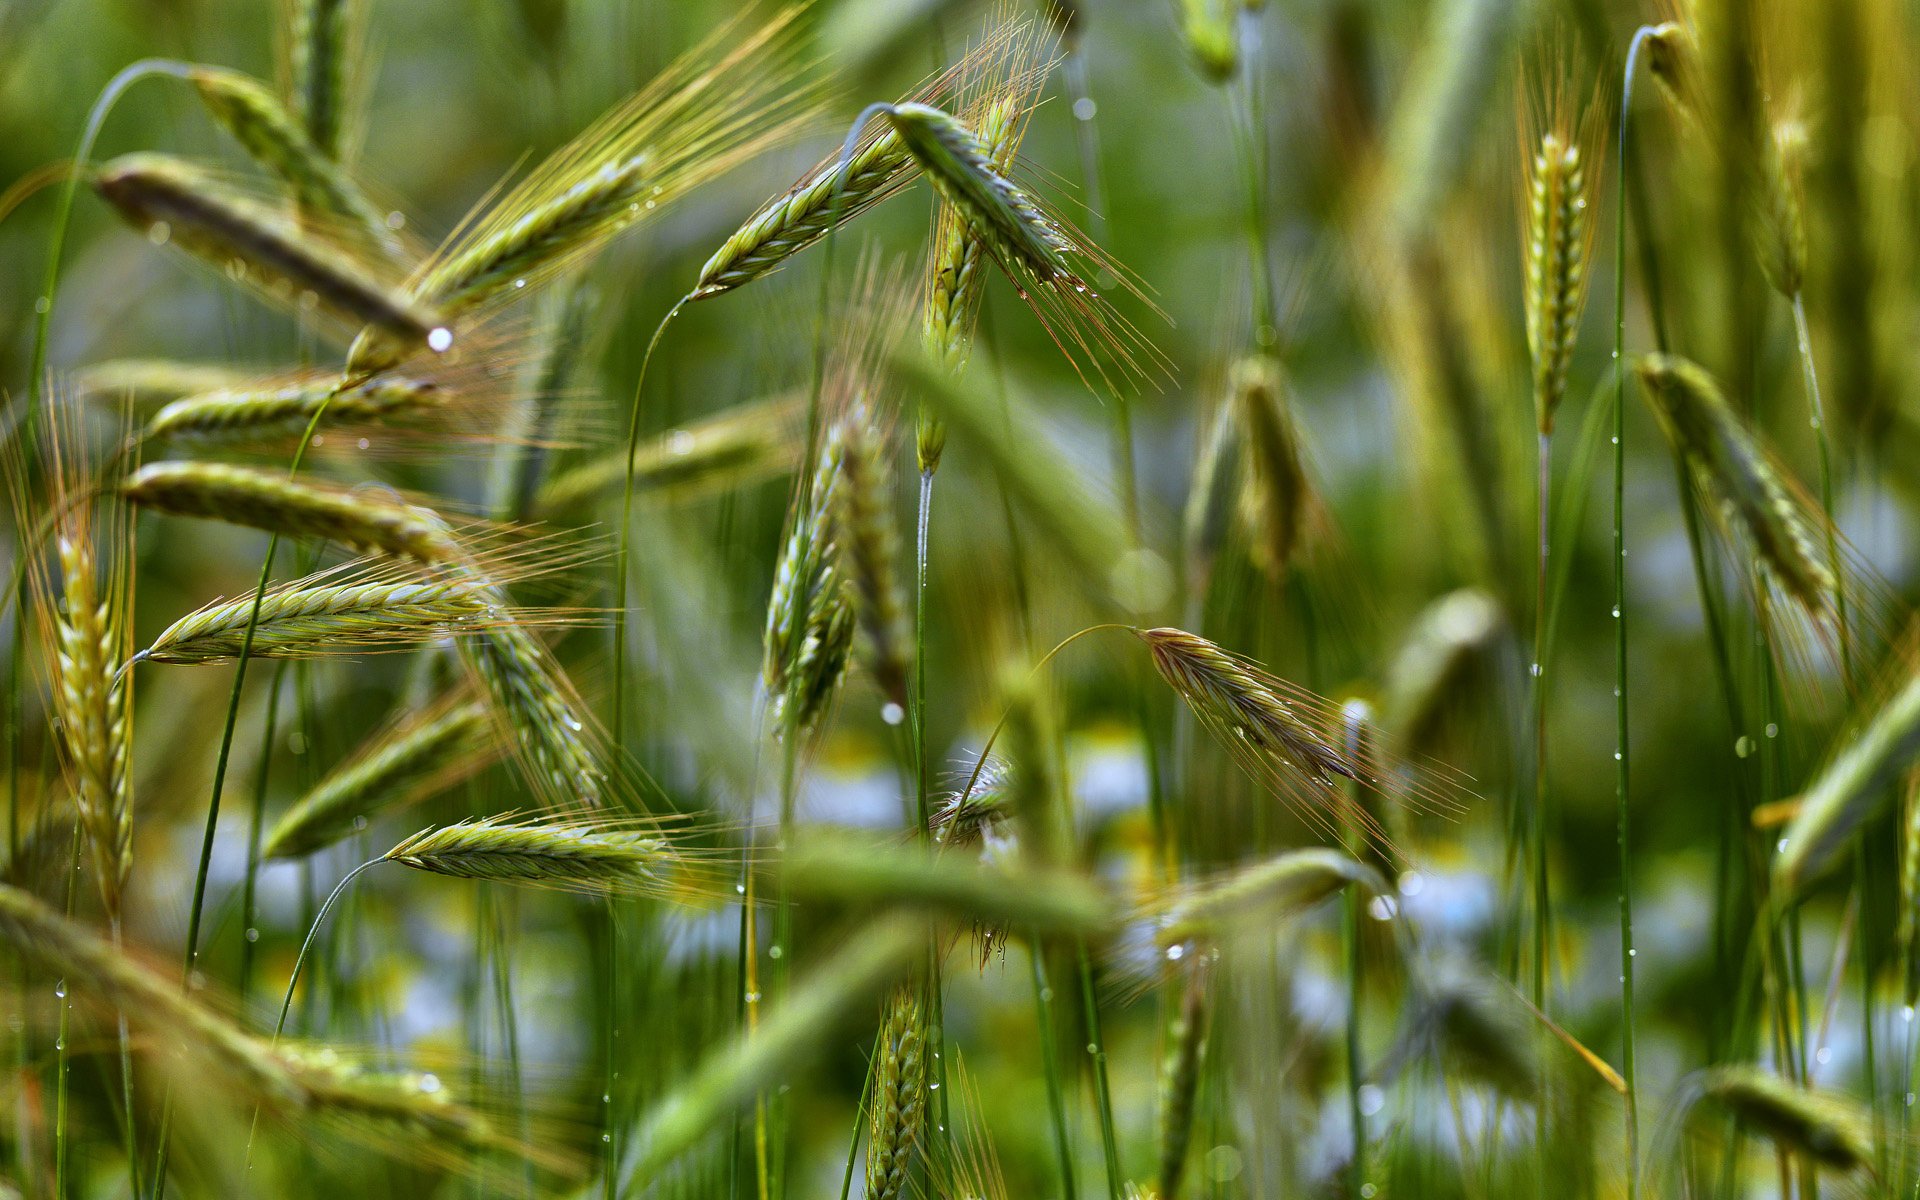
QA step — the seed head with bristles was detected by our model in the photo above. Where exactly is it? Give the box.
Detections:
[1519,82,1600,433]
[764,432,856,738]
[347,4,815,374]
[187,65,399,259]
[1634,354,1855,647]
[92,153,441,354]
[1134,626,1465,851]
[382,815,675,896]
[265,697,496,859]
[121,462,462,564]
[865,987,927,1200]
[1230,354,1313,584]
[1676,1066,1874,1173]
[139,578,492,664]
[833,402,910,712]
[144,373,443,444]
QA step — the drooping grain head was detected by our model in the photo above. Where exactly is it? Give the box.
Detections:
[533,393,804,518]
[1152,847,1386,949]
[1381,588,1505,758]
[1685,1067,1874,1172]
[121,462,461,563]
[693,9,1046,303]
[865,987,927,1200]
[265,698,495,859]
[187,65,400,259]
[1180,0,1238,83]
[887,103,1074,284]
[1634,354,1835,618]
[1774,664,1920,896]
[347,4,814,373]
[93,153,441,356]
[1182,395,1245,600]
[1229,354,1311,584]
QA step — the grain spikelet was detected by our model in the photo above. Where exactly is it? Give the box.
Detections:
[145,372,443,443]
[1149,847,1386,949]
[763,432,855,738]
[833,402,909,712]
[290,0,357,158]
[1775,661,1920,895]
[1230,354,1313,584]
[93,153,439,352]
[619,915,921,1185]
[692,12,1042,300]
[452,592,608,808]
[1635,354,1879,673]
[121,462,460,563]
[382,814,675,896]
[265,698,496,859]
[349,5,813,372]
[1676,1066,1873,1172]
[139,578,491,664]
[0,881,507,1161]
[1380,588,1506,757]
[1135,626,1464,850]
[1519,84,1600,433]
[187,65,398,258]
[76,358,253,407]
[533,393,801,518]
[865,987,926,1200]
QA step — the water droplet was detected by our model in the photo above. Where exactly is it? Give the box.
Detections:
[601,1132,612,1143]
[53,982,66,999]
[735,883,747,895]
[744,990,761,1003]
[1166,944,1185,961]
[1905,1006,1916,1023]
[1086,1043,1098,1055]
[1611,436,1620,445]
[602,1092,612,1104]
[928,1081,940,1091]
[419,1072,441,1093]
[881,701,905,726]
[1361,1187,1377,1199]
[1765,722,1779,738]
[1397,871,1425,897]
[513,278,527,289]
[1040,988,1054,1002]
[351,816,368,832]
[1627,948,1636,957]
[245,927,260,943]
[669,430,695,455]
[1358,1084,1384,1116]
[1777,838,1790,853]
[428,327,454,353]
[1613,751,1623,761]
[768,945,783,959]
[35,296,51,314]
[1530,662,1542,677]
[356,437,371,450]
[1611,606,1621,618]
[1368,896,1399,921]
[1816,1046,1831,1065]
[1073,97,1097,121]
[1735,735,1754,758]
[147,221,171,245]
[386,211,406,230]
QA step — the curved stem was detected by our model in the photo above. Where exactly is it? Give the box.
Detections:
[612,298,688,752]
[272,857,382,1044]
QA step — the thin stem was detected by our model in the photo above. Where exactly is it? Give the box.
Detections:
[1076,941,1122,1200]
[1029,943,1078,1200]
[1613,29,1654,1198]
[238,660,291,1012]
[612,299,687,753]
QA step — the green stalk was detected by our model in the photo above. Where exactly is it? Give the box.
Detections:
[1076,942,1122,1200]
[1029,943,1079,1200]
[238,659,291,1012]
[1343,861,1367,1196]
[1612,29,1654,1197]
